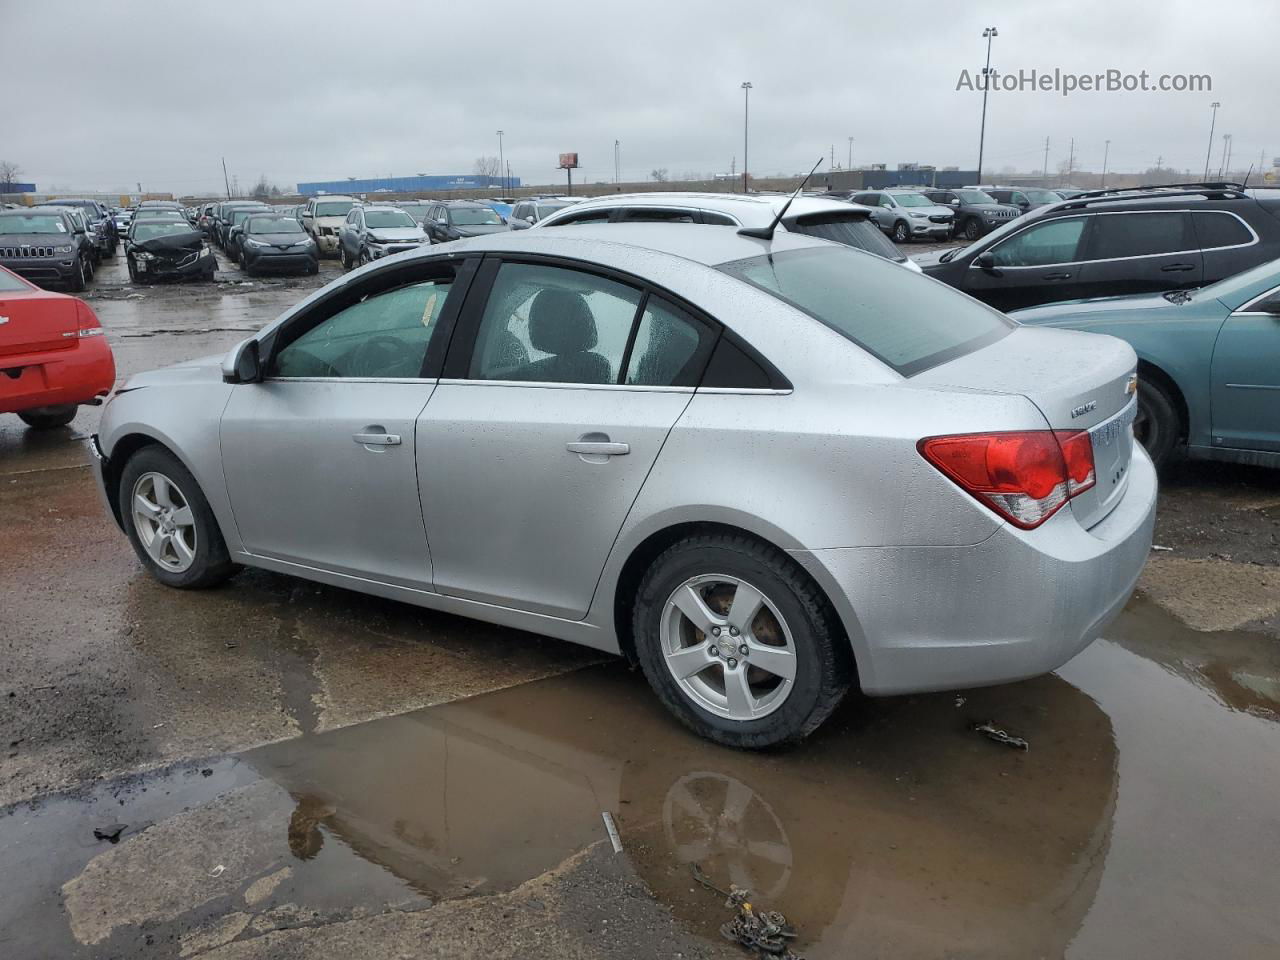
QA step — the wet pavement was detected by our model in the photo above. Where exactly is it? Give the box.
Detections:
[2,240,1279,958]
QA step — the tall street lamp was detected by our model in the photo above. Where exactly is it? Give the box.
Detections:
[1101,139,1110,188]
[847,136,853,170]
[976,26,998,185]
[496,130,505,194]
[1202,102,1220,180]
[614,139,621,185]
[741,81,752,193]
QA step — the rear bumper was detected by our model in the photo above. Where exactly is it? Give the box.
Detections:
[0,337,116,415]
[794,444,1158,695]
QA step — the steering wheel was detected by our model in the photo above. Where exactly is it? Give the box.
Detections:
[346,335,410,378]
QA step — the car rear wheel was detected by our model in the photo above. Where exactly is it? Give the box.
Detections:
[632,533,852,748]
[892,220,911,243]
[18,405,77,429]
[1133,377,1181,469]
[119,446,238,589]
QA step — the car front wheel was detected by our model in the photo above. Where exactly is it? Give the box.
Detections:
[119,446,238,589]
[632,533,852,748]
[963,218,982,241]
[892,220,910,243]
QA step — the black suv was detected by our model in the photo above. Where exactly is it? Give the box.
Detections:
[0,207,96,291]
[423,200,508,242]
[921,188,1021,241]
[916,183,1280,311]
[35,198,117,258]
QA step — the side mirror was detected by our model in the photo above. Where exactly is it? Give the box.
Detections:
[948,198,960,205]
[975,251,996,269]
[222,338,261,384]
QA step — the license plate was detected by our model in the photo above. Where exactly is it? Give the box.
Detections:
[1091,400,1137,448]
[135,260,146,273]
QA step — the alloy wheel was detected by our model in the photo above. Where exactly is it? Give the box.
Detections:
[660,574,797,721]
[131,471,198,573]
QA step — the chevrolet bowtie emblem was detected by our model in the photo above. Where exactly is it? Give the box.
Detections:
[0,316,9,326]
[1125,374,1138,396]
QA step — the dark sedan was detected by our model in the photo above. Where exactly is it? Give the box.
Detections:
[126,219,216,283]
[238,215,318,276]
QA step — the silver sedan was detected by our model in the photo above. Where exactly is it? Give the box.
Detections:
[91,225,1156,747]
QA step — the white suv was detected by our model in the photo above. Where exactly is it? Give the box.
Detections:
[300,195,361,257]
[533,192,922,271]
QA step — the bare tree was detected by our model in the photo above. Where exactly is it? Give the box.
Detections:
[0,160,22,194]
[650,168,669,182]
[474,156,501,179]
[250,174,279,199]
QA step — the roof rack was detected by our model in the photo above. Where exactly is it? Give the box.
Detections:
[1057,185,1249,211]
[1071,181,1245,200]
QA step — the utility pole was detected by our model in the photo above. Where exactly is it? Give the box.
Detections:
[614,140,620,185]
[496,130,505,194]
[740,81,752,193]
[1065,137,1074,185]
[221,157,231,199]
[847,136,853,170]
[1202,101,1221,179]
[1221,134,1233,178]
[1043,136,1050,181]
[976,26,998,185]
[830,143,835,170]
[1101,140,1110,188]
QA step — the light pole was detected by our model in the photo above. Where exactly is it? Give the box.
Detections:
[976,26,998,185]
[741,81,752,193]
[1202,102,1220,180]
[614,139,621,185]
[847,136,853,170]
[1101,139,1110,188]
[496,130,505,194]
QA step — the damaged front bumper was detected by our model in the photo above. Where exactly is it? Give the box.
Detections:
[133,247,216,282]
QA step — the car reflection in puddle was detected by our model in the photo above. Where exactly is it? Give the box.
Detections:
[244,661,1118,959]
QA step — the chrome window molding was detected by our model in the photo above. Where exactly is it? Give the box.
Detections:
[263,376,436,384]
[1233,282,1280,316]
[435,377,697,393]
[972,209,1259,270]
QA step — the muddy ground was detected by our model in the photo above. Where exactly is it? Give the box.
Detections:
[1,244,1278,959]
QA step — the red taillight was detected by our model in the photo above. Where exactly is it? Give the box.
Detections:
[918,430,1096,529]
[74,299,104,337]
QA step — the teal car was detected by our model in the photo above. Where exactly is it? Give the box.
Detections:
[1011,259,1280,468]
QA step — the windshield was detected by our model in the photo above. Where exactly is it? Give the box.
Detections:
[316,201,356,217]
[450,207,503,225]
[719,246,1011,376]
[789,214,906,262]
[248,217,304,234]
[1024,189,1063,203]
[132,222,196,241]
[891,193,933,207]
[956,190,996,204]
[0,214,69,235]
[134,211,185,221]
[365,210,416,228]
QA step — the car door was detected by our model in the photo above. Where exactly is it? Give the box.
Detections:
[1075,211,1202,301]
[416,257,716,619]
[1209,283,1280,452]
[963,214,1091,311]
[220,257,472,587]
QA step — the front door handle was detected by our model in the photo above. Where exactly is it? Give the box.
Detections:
[1043,272,1073,280]
[353,432,401,446]
[1161,263,1195,272]
[566,440,629,456]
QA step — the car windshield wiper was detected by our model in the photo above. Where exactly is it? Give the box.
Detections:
[939,249,958,263]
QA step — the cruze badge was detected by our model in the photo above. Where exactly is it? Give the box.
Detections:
[1071,399,1098,419]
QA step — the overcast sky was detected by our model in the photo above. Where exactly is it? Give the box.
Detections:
[7,0,1273,195]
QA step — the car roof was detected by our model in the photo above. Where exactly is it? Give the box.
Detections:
[312,195,358,202]
[537,192,872,226]
[443,200,489,207]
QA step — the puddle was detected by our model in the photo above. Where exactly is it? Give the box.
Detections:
[2,599,1278,958]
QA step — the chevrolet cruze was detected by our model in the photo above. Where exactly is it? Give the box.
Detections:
[91,225,1156,747]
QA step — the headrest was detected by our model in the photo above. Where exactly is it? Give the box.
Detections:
[529,289,597,355]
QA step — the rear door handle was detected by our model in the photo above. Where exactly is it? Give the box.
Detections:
[1161,263,1195,272]
[1042,272,1073,280]
[353,432,401,446]
[566,440,629,456]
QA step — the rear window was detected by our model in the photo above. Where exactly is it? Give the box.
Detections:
[789,214,906,262]
[719,246,1012,377]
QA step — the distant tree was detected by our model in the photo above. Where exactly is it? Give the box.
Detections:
[474,156,501,179]
[250,175,280,199]
[0,160,22,194]
[650,168,669,182]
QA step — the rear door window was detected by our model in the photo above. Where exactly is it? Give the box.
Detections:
[1192,211,1254,250]
[720,246,1011,377]
[548,208,616,226]
[1088,212,1194,259]
[990,217,1088,266]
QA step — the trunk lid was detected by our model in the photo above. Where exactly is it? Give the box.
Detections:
[913,326,1138,529]
[0,291,78,359]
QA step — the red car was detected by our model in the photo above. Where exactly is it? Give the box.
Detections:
[0,264,115,429]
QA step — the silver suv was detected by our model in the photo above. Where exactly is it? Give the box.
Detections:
[849,189,955,243]
[534,192,922,271]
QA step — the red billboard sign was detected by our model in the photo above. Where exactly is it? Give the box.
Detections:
[558,153,579,169]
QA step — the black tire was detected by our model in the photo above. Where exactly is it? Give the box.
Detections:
[891,220,911,243]
[358,248,371,268]
[18,405,77,429]
[963,217,982,241]
[68,258,87,292]
[339,246,350,270]
[632,533,852,748]
[118,446,238,589]
[307,260,319,275]
[1134,376,1181,469]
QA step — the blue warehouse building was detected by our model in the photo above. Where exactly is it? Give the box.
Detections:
[296,174,518,196]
